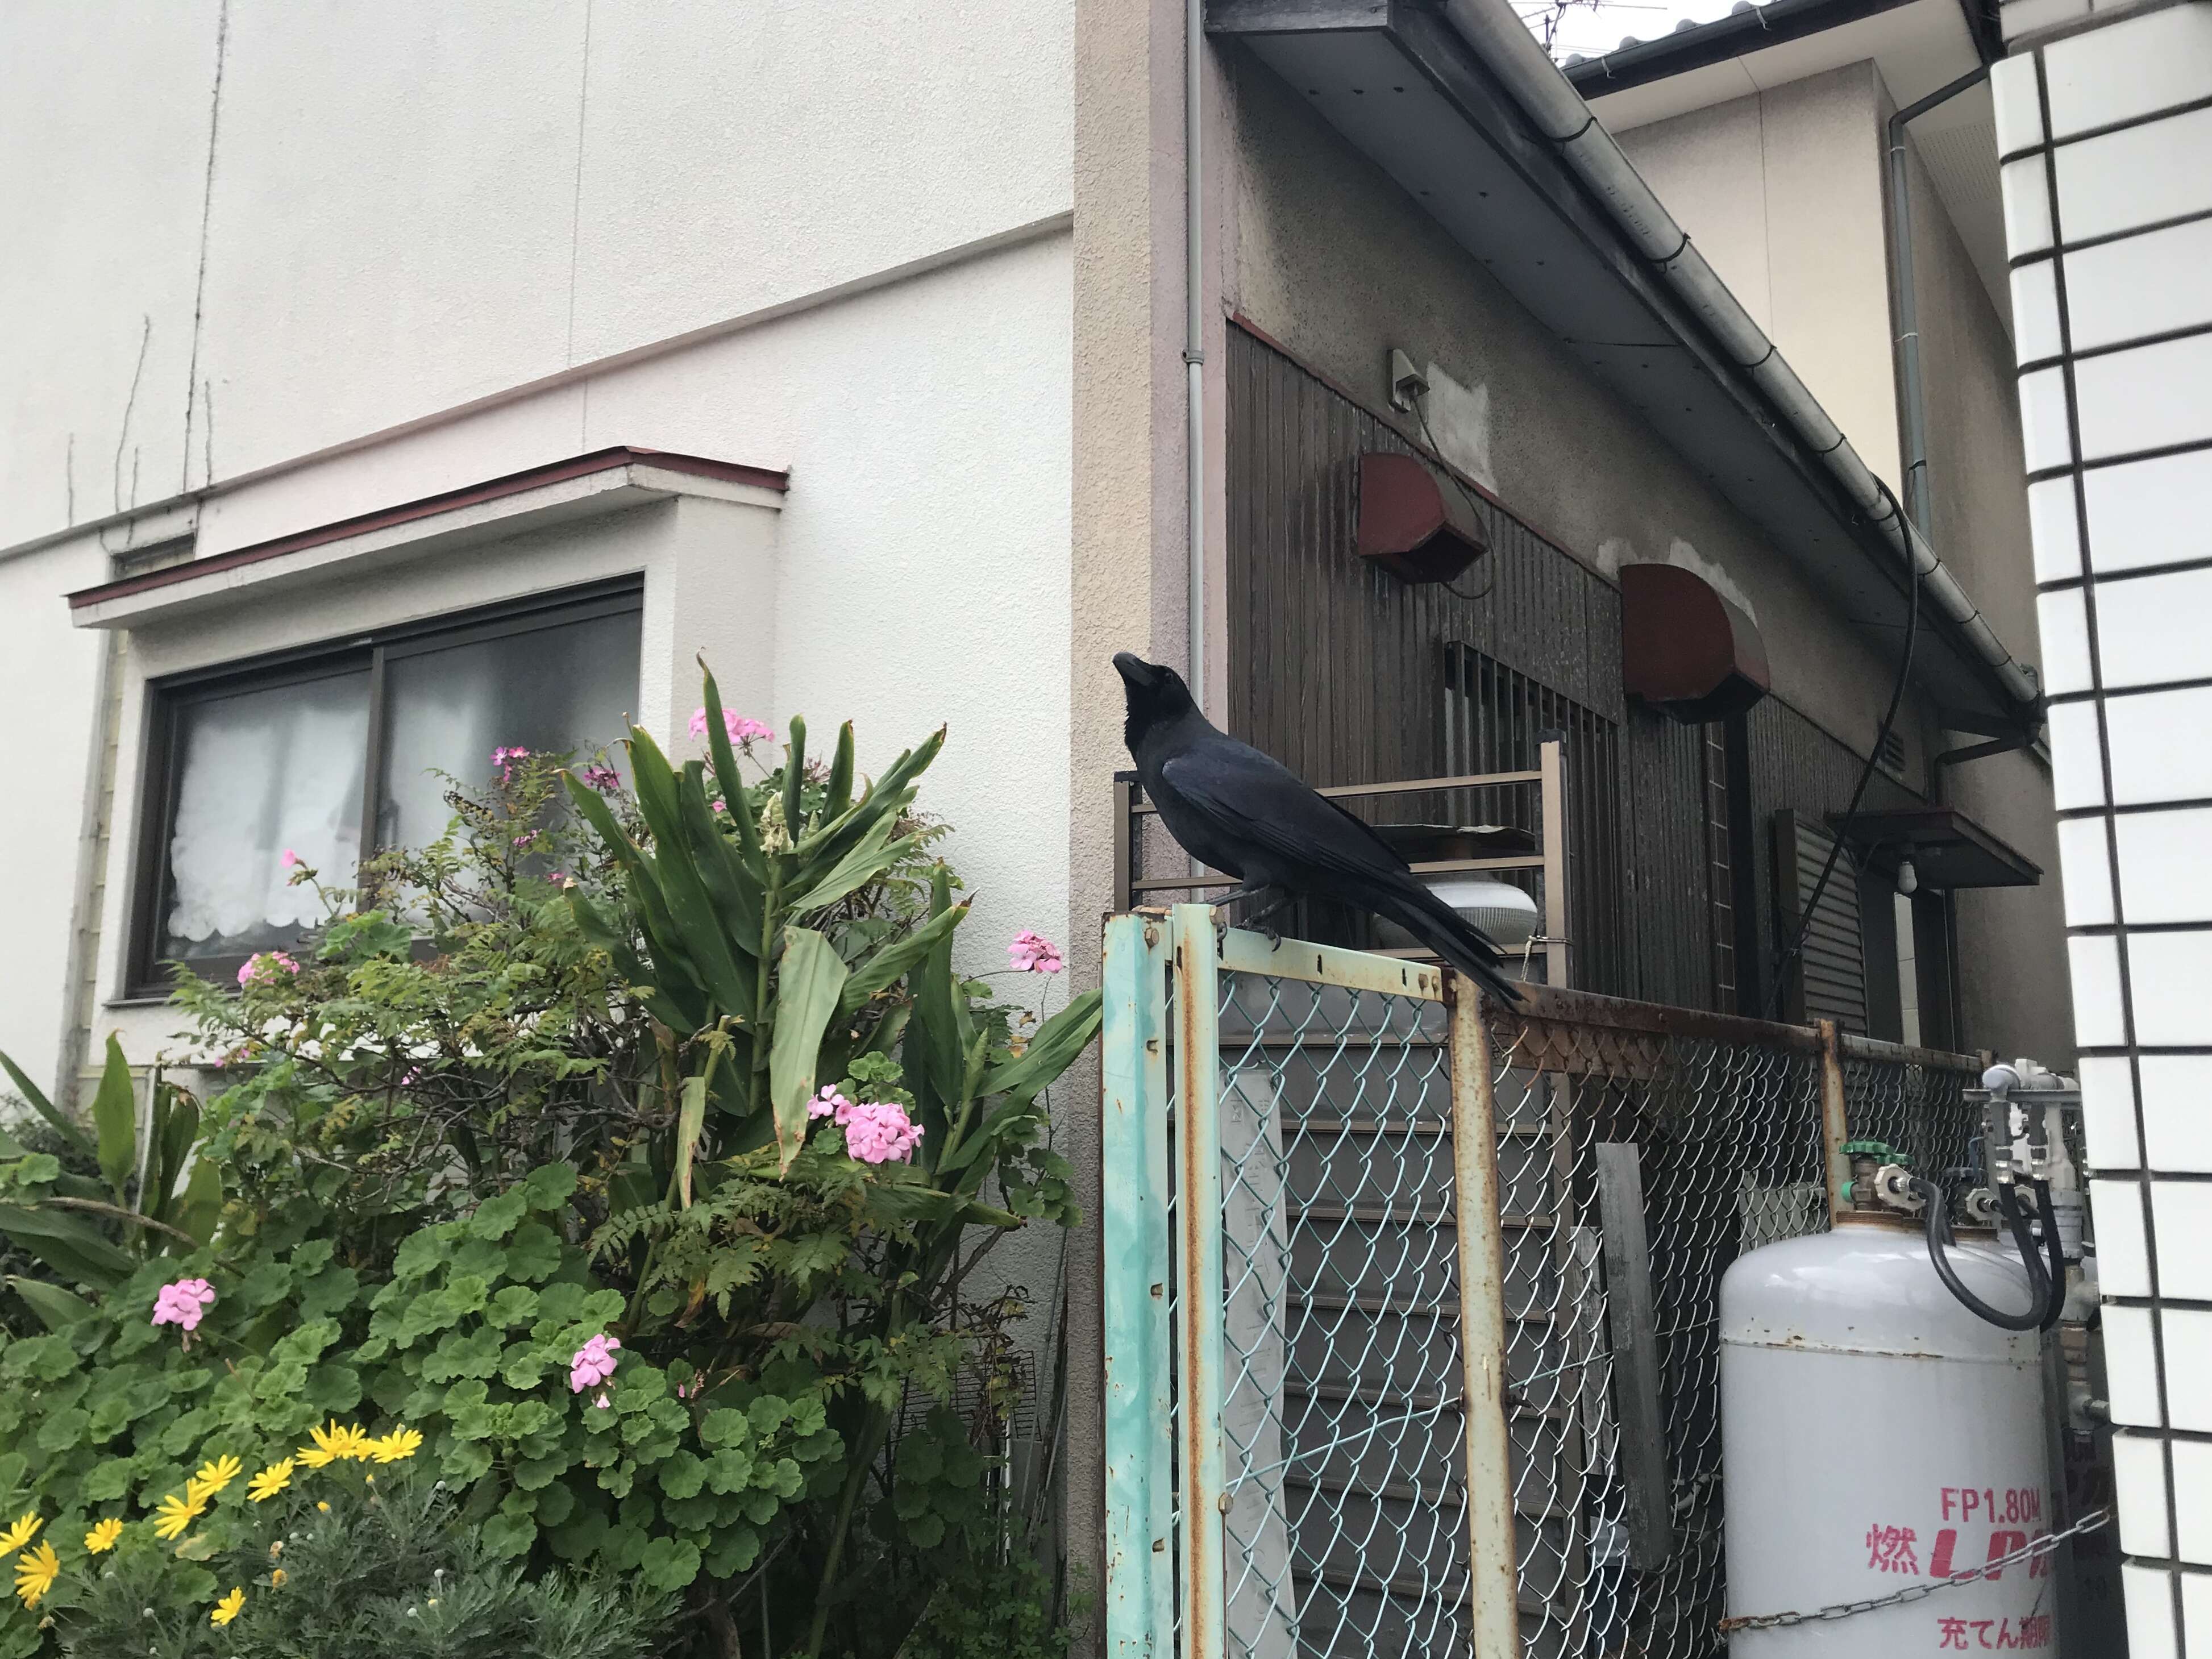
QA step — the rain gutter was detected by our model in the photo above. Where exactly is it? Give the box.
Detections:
[1439,0,2043,724]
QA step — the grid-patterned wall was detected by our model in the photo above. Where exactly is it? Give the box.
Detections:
[1993,11,2212,1651]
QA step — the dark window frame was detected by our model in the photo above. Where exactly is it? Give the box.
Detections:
[124,577,643,997]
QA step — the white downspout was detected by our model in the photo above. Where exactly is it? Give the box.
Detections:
[1186,0,1207,715]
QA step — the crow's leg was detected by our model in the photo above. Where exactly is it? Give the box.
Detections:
[1239,889,1295,946]
[1209,880,1270,910]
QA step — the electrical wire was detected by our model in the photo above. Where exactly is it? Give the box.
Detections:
[1412,394,1499,604]
[1764,473,1922,1019]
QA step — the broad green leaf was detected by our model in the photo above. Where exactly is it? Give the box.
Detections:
[171,1159,222,1251]
[673,762,763,970]
[904,867,974,1149]
[151,1086,199,1222]
[793,726,945,864]
[768,928,849,1170]
[0,1204,135,1286]
[0,1046,92,1159]
[89,1034,136,1201]
[785,817,919,916]
[976,989,1105,1106]
[782,716,808,843]
[838,902,968,1014]
[567,886,701,1032]
[520,1163,578,1211]
[625,727,758,1018]
[822,721,855,822]
[563,773,713,1030]
[6,1275,94,1332]
[675,1070,708,1209]
[697,663,769,867]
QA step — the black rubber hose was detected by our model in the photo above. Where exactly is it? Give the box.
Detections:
[1916,1177,2049,1331]
[2032,1178,2068,1332]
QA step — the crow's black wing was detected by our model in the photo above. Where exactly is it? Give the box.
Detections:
[1159,741,1411,887]
[1159,738,1525,1004]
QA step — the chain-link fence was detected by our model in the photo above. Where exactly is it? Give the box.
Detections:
[1101,909,1986,1659]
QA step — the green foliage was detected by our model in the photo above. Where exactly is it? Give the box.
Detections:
[57,1467,675,1659]
[0,1038,213,1324]
[896,1554,1089,1659]
[0,671,1097,1659]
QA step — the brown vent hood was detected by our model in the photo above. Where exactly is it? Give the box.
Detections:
[1620,561,1770,722]
[1356,451,1488,584]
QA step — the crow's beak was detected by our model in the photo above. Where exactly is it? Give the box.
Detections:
[1112,651,1155,688]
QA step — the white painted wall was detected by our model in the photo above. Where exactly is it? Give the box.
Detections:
[1991,9,2212,1654]
[1615,63,1906,491]
[0,1,1076,1098]
[0,539,111,1099]
[0,0,1074,549]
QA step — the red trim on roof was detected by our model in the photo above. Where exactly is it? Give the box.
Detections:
[66,447,788,611]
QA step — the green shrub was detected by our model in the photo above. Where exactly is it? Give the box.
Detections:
[0,672,1095,1658]
[56,1463,673,1659]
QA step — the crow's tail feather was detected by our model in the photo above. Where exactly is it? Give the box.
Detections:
[1371,883,1525,1006]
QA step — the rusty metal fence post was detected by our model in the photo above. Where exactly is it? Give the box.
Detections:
[1101,914,1174,1656]
[1171,905,1228,1659]
[1450,977,1523,1657]
[1817,1018,1850,1223]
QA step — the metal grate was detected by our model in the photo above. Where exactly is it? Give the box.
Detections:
[1444,643,1627,999]
[1103,911,1986,1659]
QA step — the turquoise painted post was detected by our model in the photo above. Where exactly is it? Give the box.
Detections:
[1101,913,1174,1656]
[1171,904,1227,1659]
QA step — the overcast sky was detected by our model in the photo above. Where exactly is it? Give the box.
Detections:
[1515,0,1761,63]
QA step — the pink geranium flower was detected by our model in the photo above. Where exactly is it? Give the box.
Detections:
[279,849,299,869]
[579,762,620,792]
[569,1333,622,1394]
[840,1101,924,1166]
[1009,930,1064,975]
[236,951,300,988]
[808,1088,922,1165]
[492,745,532,781]
[152,1278,217,1334]
[690,708,775,748]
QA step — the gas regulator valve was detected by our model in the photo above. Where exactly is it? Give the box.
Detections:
[1961,1187,2003,1227]
[1840,1140,1925,1215]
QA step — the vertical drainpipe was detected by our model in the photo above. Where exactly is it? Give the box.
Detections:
[1186,0,1207,716]
[1888,66,1989,537]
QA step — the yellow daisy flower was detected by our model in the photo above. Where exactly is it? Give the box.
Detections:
[153,1489,208,1541]
[211,1586,246,1627]
[315,1502,330,1514]
[369,1425,425,1464]
[298,1420,373,1469]
[0,1514,39,1558]
[246,1459,295,1503]
[269,1567,288,1589]
[190,1453,243,1500]
[13,1543,57,1610]
[84,1518,123,1554]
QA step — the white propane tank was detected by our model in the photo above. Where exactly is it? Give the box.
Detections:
[1720,1215,2054,1654]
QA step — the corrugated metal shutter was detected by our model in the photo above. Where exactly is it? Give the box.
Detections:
[1776,810,1867,1032]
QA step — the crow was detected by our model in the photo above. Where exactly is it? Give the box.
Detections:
[1115,652,1522,1004]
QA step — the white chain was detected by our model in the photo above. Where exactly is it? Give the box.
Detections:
[1716,1507,2111,1633]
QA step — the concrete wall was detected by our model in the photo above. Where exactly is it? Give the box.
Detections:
[1220,53,1909,776]
[1214,47,2072,1061]
[1617,63,1905,492]
[0,0,1074,553]
[1573,55,2069,1062]
[0,1,1078,1103]
[1897,92,2074,1066]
